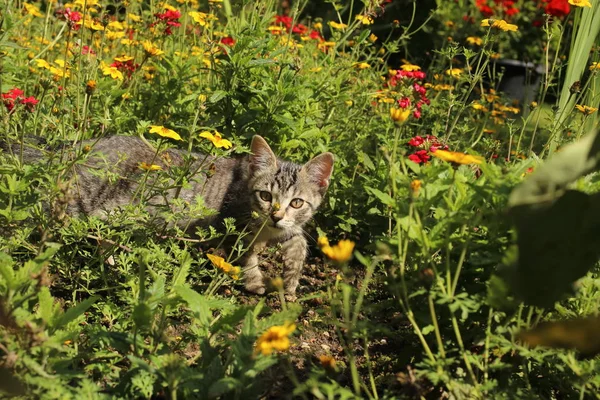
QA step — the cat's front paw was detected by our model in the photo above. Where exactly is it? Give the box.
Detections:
[245,280,266,295]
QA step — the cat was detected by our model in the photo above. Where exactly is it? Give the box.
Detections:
[2,135,334,297]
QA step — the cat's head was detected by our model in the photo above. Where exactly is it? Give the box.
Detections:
[248,135,334,235]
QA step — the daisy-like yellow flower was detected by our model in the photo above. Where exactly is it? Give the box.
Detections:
[466,36,483,46]
[142,40,165,56]
[267,25,285,34]
[139,162,162,171]
[575,104,598,115]
[355,15,373,25]
[106,30,126,40]
[114,55,134,62]
[369,33,378,42]
[328,21,348,30]
[189,11,209,25]
[100,62,123,81]
[432,150,483,165]
[34,59,51,69]
[390,107,411,123]
[480,19,518,32]
[199,131,233,149]
[472,102,489,112]
[590,62,600,71]
[254,323,296,356]
[410,179,421,197]
[206,254,240,280]
[74,0,100,7]
[149,125,183,141]
[445,68,463,78]
[79,19,105,31]
[313,22,323,30]
[569,0,592,7]
[24,3,44,17]
[128,13,142,22]
[401,63,421,71]
[353,62,370,69]
[320,239,355,263]
[317,236,330,248]
[432,84,454,91]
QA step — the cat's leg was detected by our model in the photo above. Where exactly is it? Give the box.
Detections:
[281,234,308,298]
[243,246,266,295]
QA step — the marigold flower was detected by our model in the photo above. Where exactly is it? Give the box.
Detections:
[128,13,142,22]
[149,125,183,141]
[189,11,209,25]
[433,150,483,165]
[206,254,240,280]
[575,104,598,115]
[34,59,51,70]
[590,62,600,71]
[355,15,373,25]
[199,131,233,149]
[321,239,355,263]
[390,107,411,123]
[471,102,488,112]
[368,33,378,42]
[353,62,370,69]
[254,323,296,356]
[317,236,330,248]
[480,19,518,31]
[568,0,591,7]
[139,162,162,171]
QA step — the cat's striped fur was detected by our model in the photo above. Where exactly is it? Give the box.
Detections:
[4,135,334,296]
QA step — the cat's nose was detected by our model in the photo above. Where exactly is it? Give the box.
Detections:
[271,210,284,223]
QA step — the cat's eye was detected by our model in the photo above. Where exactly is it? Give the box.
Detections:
[259,191,272,202]
[290,198,304,209]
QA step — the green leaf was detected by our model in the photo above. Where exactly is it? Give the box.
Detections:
[51,296,98,331]
[209,90,227,103]
[171,251,192,289]
[132,303,153,330]
[0,253,15,291]
[175,286,211,327]
[507,129,600,306]
[366,187,394,207]
[208,377,241,398]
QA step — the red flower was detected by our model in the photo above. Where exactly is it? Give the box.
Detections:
[292,23,308,35]
[220,36,235,46]
[2,88,38,112]
[408,150,430,164]
[408,136,424,147]
[309,30,322,40]
[275,15,293,29]
[81,45,96,55]
[154,9,181,35]
[544,0,570,17]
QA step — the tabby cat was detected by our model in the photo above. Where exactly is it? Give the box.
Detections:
[6,135,334,296]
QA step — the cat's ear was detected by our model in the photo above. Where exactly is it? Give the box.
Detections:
[249,135,277,174]
[302,152,334,192]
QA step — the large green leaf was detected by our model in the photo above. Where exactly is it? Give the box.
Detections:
[507,130,600,307]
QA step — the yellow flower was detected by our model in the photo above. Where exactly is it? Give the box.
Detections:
[268,25,285,34]
[328,21,348,30]
[100,62,123,81]
[79,19,105,31]
[471,102,489,112]
[189,11,209,25]
[321,239,355,263]
[206,254,240,280]
[24,3,44,17]
[142,40,165,56]
[85,80,97,95]
[254,323,296,356]
[149,125,183,141]
[390,107,411,123]
[369,33,378,42]
[432,150,483,165]
[590,62,600,71]
[317,236,330,248]
[466,36,483,46]
[199,131,233,149]
[49,66,70,78]
[114,55,134,62]
[410,179,421,196]
[313,22,323,30]
[353,62,370,69]
[401,63,421,71]
[34,59,51,69]
[128,13,142,22]
[480,19,518,31]
[355,15,373,25]
[569,0,592,7]
[139,162,162,171]
[445,68,463,78]
[319,355,336,369]
[107,21,125,31]
[74,0,99,7]
[575,104,598,115]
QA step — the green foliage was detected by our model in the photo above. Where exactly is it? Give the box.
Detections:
[1,0,600,398]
